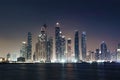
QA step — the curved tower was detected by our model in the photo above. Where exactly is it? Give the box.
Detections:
[74,30,80,62]
[81,31,87,61]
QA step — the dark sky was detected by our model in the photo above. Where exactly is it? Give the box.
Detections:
[0,0,120,57]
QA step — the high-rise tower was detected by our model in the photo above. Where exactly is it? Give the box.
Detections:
[100,41,107,60]
[61,35,66,61]
[35,25,47,62]
[74,30,80,62]
[81,31,87,61]
[46,37,53,62]
[95,49,100,60]
[20,41,27,59]
[67,38,72,62]
[27,32,32,60]
[55,22,62,62]
[117,43,120,61]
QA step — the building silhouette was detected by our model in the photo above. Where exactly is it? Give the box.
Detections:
[74,30,80,62]
[61,35,66,61]
[111,51,117,61]
[6,53,11,61]
[67,38,73,62]
[95,49,100,60]
[46,37,53,62]
[100,41,107,60]
[81,31,87,61]
[20,42,27,59]
[117,43,120,61]
[106,50,111,60]
[55,22,62,62]
[35,25,47,62]
[27,32,32,60]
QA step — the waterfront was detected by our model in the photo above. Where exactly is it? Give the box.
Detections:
[0,63,120,80]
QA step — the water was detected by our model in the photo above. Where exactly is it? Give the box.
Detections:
[0,63,120,80]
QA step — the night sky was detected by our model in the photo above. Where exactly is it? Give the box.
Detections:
[0,0,120,57]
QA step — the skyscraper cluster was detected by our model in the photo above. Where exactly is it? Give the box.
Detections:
[17,22,120,63]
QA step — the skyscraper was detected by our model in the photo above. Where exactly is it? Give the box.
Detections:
[106,50,111,60]
[117,43,120,61]
[35,25,47,62]
[55,22,62,62]
[6,53,11,61]
[27,32,32,60]
[20,41,27,59]
[111,51,117,61]
[95,49,100,61]
[88,51,95,61]
[61,35,66,61]
[74,30,80,62]
[46,37,53,62]
[67,38,72,62]
[81,31,87,61]
[100,41,107,60]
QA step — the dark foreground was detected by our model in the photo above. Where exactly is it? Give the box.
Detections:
[0,63,120,80]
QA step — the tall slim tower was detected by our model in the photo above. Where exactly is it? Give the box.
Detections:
[81,31,87,61]
[7,53,11,61]
[100,41,107,60]
[46,37,53,62]
[35,25,47,62]
[20,41,27,59]
[61,35,66,60]
[67,38,72,62]
[27,32,32,60]
[117,43,120,61]
[95,49,100,61]
[55,22,62,62]
[74,30,80,62]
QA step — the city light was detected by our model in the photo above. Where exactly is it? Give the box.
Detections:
[74,59,77,63]
[61,59,65,63]
[56,22,59,25]
[97,60,105,63]
[0,23,119,64]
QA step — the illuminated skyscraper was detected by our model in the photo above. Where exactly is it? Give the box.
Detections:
[111,51,117,61]
[61,35,66,61]
[95,49,100,60]
[67,38,72,62]
[35,25,47,62]
[88,51,95,61]
[100,41,107,60]
[81,31,87,61]
[20,41,27,59]
[74,30,80,62]
[46,37,53,62]
[117,43,120,61]
[106,50,111,60]
[27,32,32,60]
[55,22,62,61]
[6,53,11,61]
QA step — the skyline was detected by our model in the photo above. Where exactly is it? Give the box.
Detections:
[0,0,120,57]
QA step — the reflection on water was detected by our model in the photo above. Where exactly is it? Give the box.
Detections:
[0,63,120,80]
